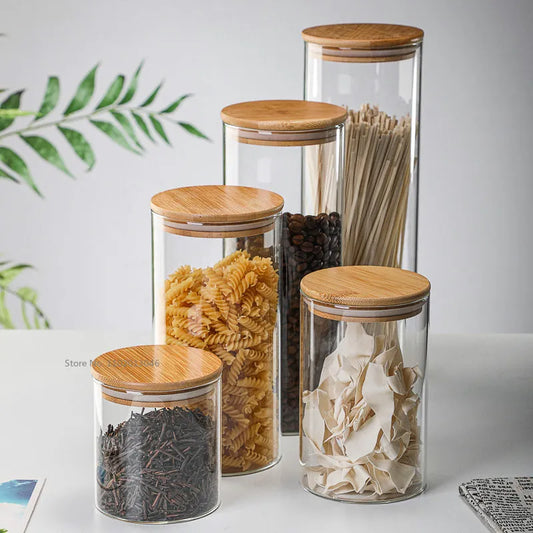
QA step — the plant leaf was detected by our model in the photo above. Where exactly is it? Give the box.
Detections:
[140,82,163,107]
[96,75,125,109]
[110,111,143,150]
[0,166,19,182]
[149,115,170,145]
[161,94,191,113]
[131,112,155,142]
[58,126,96,170]
[20,135,73,178]
[34,76,59,121]
[0,90,23,132]
[90,119,141,154]
[119,62,143,105]
[0,263,32,287]
[17,286,38,304]
[0,289,15,329]
[64,64,98,115]
[177,121,209,140]
[0,146,41,196]
[0,109,37,119]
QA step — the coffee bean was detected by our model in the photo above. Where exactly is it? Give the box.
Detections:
[280,211,343,434]
[289,221,304,233]
[301,241,314,253]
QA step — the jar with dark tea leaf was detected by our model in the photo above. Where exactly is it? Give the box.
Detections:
[222,100,346,434]
[151,185,283,475]
[91,344,222,523]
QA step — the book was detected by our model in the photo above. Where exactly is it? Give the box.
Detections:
[0,479,45,533]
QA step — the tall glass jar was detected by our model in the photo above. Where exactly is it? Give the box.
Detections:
[303,24,423,271]
[91,344,222,523]
[222,100,346,434]
[151,185,283,475]
[300,266,430,503]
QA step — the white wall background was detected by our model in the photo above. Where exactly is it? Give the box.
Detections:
[1,0,532,333]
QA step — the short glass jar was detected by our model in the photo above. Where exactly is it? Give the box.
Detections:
[303,23,423,271]
[300,266,430,503]
[151,185,283,475]
[222,100,346,435]
[91,344,222,523]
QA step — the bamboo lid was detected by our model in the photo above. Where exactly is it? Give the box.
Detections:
[151,185,284,224]
[302,23,424,49]
[221,100,347,132]
[301,266,430,308]
[91,345,223,392]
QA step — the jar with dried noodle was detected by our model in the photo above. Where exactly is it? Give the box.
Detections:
[221,100,346,435]
[151,185,282,475]
[300,266,430,502]
[303,23,423,271]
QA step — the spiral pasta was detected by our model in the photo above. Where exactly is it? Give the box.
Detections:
[165,250,278,473]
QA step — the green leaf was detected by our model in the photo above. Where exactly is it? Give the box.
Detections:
[17,286,38,304]
[20,135,73,178]
[119,62,143,105]
[0,263,32,287]
[149,115,170,145]
[58,126,96,170]
[0,166,19,182]
[161,94,191,113]
[140,82,163,107]
[131,112,154,142]
[64,64,98,115]
[0,289,15,329]
[0,109,37,119]
[0,146,41,196]
[111,111,143,150]
[0,90,23,132]
[90,119,141,154]
[177,121,209,140]
[96,75,125,109]
[34,76,59,121]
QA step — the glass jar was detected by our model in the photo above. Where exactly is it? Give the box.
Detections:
[303,24,423,271]
[222,100,346,435]
[300,266,430,503]
[91,344,222,523]
[151,185,283,475]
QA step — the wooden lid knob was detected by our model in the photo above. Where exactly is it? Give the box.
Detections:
[151,185,284,224]
[91,345,222,392]
[221,100,347,132]
[301,266,430,308]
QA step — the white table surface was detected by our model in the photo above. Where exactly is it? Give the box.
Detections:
[0,331,532,532]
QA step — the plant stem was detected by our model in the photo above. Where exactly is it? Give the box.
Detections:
[0,105,172,141]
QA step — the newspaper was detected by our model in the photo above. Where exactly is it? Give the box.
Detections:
[459,477,533,533]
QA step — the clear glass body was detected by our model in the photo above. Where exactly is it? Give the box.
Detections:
[304,42,422,271]
[300,297,429,503]
[94,380,221,523]
[223,124,344,435]
[152,212,281,475]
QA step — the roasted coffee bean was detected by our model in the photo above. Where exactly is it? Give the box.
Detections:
[289,221,304,233]
[291,234,304,246]
[301,241,314,253]
[280,211,342,434]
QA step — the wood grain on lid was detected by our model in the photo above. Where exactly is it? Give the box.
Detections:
[151,185,284,224]
[302,23,424,49]
[300,266,430,307]
[91,345,222,392]
[221,100,347,131]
